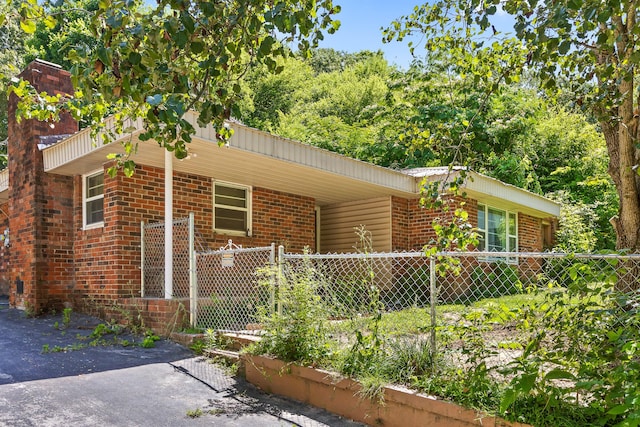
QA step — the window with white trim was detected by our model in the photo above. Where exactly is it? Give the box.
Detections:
[213,181,251,235]
[477,204,517,255]
[83,170,104,228]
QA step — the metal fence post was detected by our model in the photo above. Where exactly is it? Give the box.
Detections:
[430,255,437,368]
[188,212,197,328]
[269,243,276,315]
[277,245,285,315]
[140,220,145,298]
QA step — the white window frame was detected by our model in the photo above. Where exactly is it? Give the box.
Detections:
[212,180,252,236]
[83,169,105,230]
[477,203,518,263]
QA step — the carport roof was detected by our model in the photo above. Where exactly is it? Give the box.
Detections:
[38,112,418,206]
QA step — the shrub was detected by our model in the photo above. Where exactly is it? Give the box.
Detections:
[469,262,521,302]
[253,264,333,366]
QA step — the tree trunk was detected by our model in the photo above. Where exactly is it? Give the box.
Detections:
[600,75,640,290]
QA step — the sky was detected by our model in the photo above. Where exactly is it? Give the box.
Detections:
[315,0,518,69]
[314,0,422,69]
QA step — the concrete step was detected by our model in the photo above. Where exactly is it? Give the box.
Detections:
[220,332,261,351]
[204,348,241,362]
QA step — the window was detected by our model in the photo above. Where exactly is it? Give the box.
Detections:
[83,170,104,228]
[477,204,517,259]
[213,181,251,235]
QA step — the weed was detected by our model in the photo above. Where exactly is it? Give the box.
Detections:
[357,374,386,404]
[186,408,203,418]
[140,330,160,348]
[41,344,50,353]
[62,307,72,328]
[190,339,206,355]
[381,337,435,384]
[90,323,113,338]
[253,258,334,366]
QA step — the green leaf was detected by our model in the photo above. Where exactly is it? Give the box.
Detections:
[191,41,204,54]
[558,41,571,55]
[20,19,37,34]
[500,388,517,413]
[128,52,141,65]
[44,15,56,30]
[544,368,575,381]
[608,404,630,415]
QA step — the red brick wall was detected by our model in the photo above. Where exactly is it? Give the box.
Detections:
[0,202,9,296]
[518,213,543,252]
[406,196,476,251]
[391,197,409,251]
[7,60,77,312]
[71,163,316,309]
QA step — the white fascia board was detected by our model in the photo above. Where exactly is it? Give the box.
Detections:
[417,169,560,218]
[464,172,560,217]
[43,111,417,196]
[186,112,417,195]
[42,116,143,173]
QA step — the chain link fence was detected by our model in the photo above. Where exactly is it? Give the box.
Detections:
[141,215,275,332]
[281,250,640,371]
[195,241,275,332]
[141,217,207,298]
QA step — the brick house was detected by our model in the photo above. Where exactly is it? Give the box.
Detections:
[0,60,559,329]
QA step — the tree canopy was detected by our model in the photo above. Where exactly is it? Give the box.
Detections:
[2,0,340,176]
[383,0,639,252]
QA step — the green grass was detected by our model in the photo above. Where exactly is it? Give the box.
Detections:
[327,291,548,338]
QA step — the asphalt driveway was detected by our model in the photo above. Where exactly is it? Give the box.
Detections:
[0,303,362,427]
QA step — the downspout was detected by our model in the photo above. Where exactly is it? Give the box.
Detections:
[164,149,173,299]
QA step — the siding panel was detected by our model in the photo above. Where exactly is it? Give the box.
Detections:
[320,197,391,253]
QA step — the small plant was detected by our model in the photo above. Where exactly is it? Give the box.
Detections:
[140,330,160,348]
[90,323,114,338]
[41,344,50,353]
[340,285,385,378]
[253,259,333,366]
[186,408,203,418]
[62,307,72,328]
[190,339,206,355]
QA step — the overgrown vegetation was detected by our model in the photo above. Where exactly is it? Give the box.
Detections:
[41,307,163,354]
[251,261,334,366]
[245,253,640,427]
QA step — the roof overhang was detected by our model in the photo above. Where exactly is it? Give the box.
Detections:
[406,167,560,218]
[41,112,418,206]
[0,114,560,218]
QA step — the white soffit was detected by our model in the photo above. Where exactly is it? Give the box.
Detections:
[42,112,418,205]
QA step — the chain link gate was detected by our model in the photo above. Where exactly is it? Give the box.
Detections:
[194,240,275,333]
[141,216,207,298]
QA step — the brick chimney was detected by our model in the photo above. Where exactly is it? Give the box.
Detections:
[7,60,78,312]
